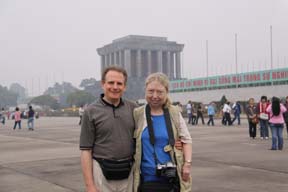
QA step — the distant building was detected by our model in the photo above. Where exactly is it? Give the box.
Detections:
[9,83,26,104]
[96,35,184,100]
[97,35,184,80]
[170,67,288,103]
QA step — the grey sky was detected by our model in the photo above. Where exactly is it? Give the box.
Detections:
[1,0,287,96]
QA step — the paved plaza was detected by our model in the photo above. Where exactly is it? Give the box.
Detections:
[0,117,288,192]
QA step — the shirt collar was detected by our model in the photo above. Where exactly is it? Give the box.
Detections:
[100,93,124,108]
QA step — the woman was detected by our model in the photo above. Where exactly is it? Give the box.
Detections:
[133,73,192,192]
[266,97,287,150]
[283,96,288,136]
[246,98,257,139]
[13,107,21,130]
[257,96,269,139]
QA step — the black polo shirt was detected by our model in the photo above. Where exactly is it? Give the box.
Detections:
[79,95,138,160]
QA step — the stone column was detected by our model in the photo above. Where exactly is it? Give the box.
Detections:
[166,51,171,79]
[109,53,113,65]
[114,52,118,65]
[157,50,163,72]
[119,51,123,67]
[101,55,105,72]
[147,50,152,75]
[105,54,110,67]
[175,52,181,79]
[170,52,175,79]
[116,51,120,66]
[124,49,131,76]
[136,50,142,77]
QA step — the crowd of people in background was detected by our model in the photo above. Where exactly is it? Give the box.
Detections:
[183,95,288,151]
[244,95,288,151]
[0,106,37,131]
[1,87,288,153]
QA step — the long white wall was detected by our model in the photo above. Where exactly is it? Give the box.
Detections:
[170,84,288,104]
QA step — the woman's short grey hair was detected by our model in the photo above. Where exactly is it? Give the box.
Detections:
[145,72,172,107]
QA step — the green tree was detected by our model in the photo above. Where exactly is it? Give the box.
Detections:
[66,91,96,107]
[79,78,97,88]
[29,95,59,109]
[43,82,79,108]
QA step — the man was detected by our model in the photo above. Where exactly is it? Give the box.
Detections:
[232,101,241,125]
[223,101,232,125]
[191,103,196,125]
[78,105,84,125]
[186,100,192,124]
[0,107,5,125]
[80,66,138,192]
[27,106,35,130]
[207,102,215,126]
[195,104,205,125]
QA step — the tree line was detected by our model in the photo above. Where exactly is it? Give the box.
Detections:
[0,80,97,110]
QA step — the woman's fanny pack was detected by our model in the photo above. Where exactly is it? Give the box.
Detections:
[95,157,133,180]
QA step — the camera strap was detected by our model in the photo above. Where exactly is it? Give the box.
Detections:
[163,107,175,147]
[145,105,175,164]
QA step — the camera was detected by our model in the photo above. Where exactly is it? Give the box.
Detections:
[156,161,177,178]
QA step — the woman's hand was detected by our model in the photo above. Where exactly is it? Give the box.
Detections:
[181,162,191,182]
[86,184,100,192]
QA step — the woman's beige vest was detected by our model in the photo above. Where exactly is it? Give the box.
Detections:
[132,105,192,192]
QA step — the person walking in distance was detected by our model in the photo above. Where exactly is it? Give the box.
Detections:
[232,101,241,125]
[13,107,21,130]
[27,106,35,131]
[191,103,196,125]
[78,105,84,125]
[207,102,215,126]
[196,104,205,125]
[223,101,232,126]
[0,107,5,125]
[186,101,192,124]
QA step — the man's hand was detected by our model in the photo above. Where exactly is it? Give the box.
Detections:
[175,139,183,150]
[81,150,99,192]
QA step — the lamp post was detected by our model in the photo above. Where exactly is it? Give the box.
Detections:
[235,33,238,88]
[270,25,273,70]
[206,40,209,89]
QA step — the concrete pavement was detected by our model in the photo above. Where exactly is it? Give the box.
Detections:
[0,117,287,192]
